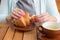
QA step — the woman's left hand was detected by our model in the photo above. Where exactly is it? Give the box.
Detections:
[35,12,57,24]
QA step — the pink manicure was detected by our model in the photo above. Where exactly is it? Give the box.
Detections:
[21,13,25,16]
[35,16,39,22]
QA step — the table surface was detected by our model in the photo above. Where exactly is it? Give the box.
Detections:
[0,23,37,40]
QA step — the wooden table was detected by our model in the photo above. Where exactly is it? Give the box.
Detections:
[0,23,37,40]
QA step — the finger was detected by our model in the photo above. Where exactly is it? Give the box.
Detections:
[44,19,54,22]
[12,11,21,18]
[39,15,50,23]
[17,8,25,16]
[16,8,25,14]
[11,19,16,23]
[43,17,50,22]
[43,16,56,22]
[6,16,10,22]
[14,8,25,16]
[39,13,49,18]
[46,16,57,22]
[13,8,21,15]
[39,15,50,21]
[6,16,11,20]
[10,14,18,19]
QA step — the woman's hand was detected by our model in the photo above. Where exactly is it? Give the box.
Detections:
[35,12,57,24]
[6,8,25,23]
[10,8,25,19]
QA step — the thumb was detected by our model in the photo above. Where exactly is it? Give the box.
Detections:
[34,16,40,22]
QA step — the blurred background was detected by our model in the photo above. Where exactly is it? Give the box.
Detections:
[0,0,60,13]
[0,0,60,22]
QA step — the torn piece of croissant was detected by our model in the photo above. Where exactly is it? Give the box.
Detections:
[14,16,26,27]
[24,12,30,26]
[30,15,36,23]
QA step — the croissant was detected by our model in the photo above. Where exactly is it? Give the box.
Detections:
[14,12,35,28]
[14,16,26,27]
[24,12,30,26]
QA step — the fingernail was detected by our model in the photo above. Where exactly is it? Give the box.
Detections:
[35,16,39,22]
[21,13,25,16]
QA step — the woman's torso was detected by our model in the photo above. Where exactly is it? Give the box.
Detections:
[0,0,58,22]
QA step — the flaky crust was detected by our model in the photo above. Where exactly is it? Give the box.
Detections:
[14,12,35,28]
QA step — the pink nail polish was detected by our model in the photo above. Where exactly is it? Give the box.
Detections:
[35,16,39,22]
[21,13,25,16]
